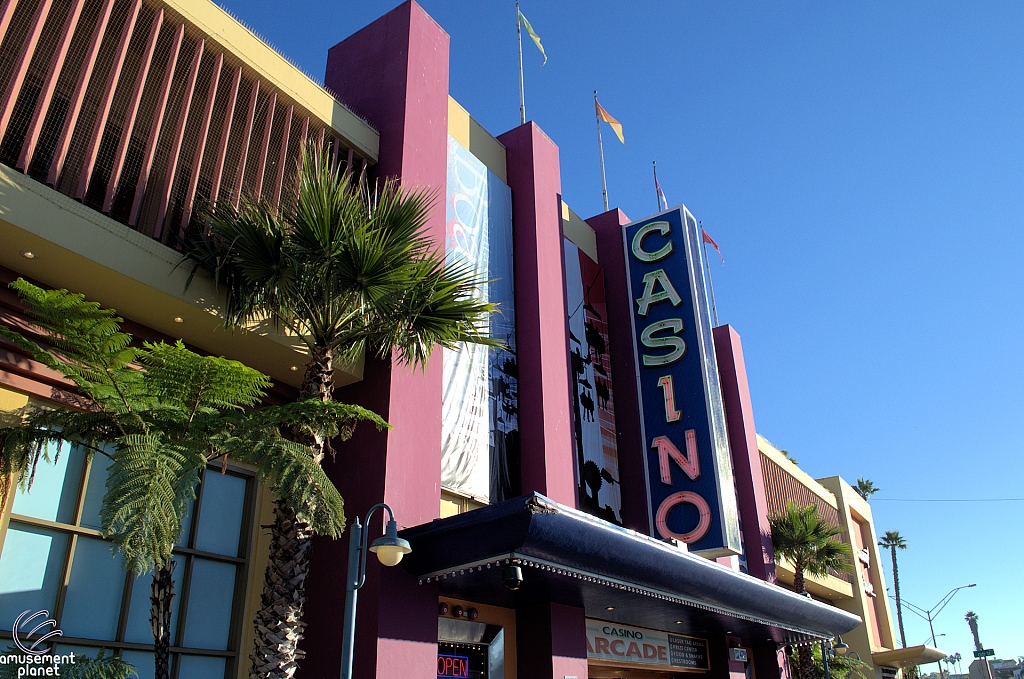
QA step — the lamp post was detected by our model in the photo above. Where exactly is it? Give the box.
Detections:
[895,584,976,679]
[340,503,412,679]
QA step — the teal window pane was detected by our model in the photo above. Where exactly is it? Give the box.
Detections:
[195,472,246,556]
[124,555,184,644]
[79,451,114,530]
[60,537,124,640]
[11,442,84,524]
[181,559,236,651]
[0,525,67,628]
[178,654,226,679]
[120,650,155,679]
[177,496,195,548]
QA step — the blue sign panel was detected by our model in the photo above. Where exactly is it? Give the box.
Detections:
[622,206,741,556]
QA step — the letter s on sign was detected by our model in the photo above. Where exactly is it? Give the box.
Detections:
[631,221,673,262]
[641,319,685,366]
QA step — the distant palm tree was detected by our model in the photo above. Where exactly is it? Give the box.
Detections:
[965,611,982,652]
[770,501,853,679]
[855,478,880,500]
[879,530,908,648]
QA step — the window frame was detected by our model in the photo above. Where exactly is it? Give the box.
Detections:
[0,447,256,679]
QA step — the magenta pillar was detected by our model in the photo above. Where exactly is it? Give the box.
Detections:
[712,324,777,583]
[497,122,578,507]
[516,603,589,679]
[300,3,450,678]
[588,207,654,534]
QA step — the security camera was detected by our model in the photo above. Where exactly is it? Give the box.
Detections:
[501,565,523,590]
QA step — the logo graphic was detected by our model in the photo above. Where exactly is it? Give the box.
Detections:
[12,609,63,655]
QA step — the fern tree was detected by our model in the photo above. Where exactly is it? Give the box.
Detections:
[0,280,384,679]
[879,530,908,648]
[186,145,496,678]
[770,501,853,679]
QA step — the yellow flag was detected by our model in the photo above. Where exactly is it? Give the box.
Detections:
[517,9,547,65]
[596,100,625,144]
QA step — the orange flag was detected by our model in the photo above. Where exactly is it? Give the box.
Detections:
[595,100,624,144]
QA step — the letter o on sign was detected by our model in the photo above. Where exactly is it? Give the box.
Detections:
[655,491,712,543]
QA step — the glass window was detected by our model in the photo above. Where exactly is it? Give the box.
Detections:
[79,452,114,530]
[195,472,246,556]
[181,559,237,651]
[0,456,251,679]
[11,442,85,524]
[178,655,227,678]
[0,526,68,623]
[124,556,184,645]
[120,650,155,679]
[60,537,125,640]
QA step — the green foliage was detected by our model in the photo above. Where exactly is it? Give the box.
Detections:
[770,501,853,586]
[855,478,880,500]
[0,648,137,679]
[780,449,799,465]
[185,144,499,374]
[879,530,907,551]
[0,279,384,572]
[787,644,870,679]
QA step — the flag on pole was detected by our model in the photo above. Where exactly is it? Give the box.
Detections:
[517,9,546,65]
[654,163,669,210]
[595,99,624,144]
[702,228,724,263]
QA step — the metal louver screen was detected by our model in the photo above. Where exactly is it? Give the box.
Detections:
[0,0,367,250]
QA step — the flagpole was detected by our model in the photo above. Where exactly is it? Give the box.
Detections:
[700,221,720,327]
[595,91,609,212]
[517,1,526,125]
[653,161,660,212]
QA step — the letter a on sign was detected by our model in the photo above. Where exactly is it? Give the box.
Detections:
[652,430,700,485]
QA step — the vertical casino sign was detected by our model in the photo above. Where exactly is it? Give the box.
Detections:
[623,207,741,556]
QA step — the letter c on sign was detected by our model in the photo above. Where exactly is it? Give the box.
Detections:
[655,491,712,543]
[631,222,673,262]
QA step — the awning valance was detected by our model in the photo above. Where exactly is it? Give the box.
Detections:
[399,493,860,645]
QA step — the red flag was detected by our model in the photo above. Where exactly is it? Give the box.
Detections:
[702,228,724,263]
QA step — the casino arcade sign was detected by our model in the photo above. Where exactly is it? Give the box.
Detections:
[623,207,742,556]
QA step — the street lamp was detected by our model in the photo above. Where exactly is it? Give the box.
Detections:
[340,503,412,679]
[895,584,976,679]
[822,636,861,679]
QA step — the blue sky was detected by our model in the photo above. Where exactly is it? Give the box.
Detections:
[221,0,1024,657]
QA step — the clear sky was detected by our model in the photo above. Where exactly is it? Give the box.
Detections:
[220,0,1023,658]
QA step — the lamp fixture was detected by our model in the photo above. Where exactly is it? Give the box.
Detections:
[605,606,614,611]
[173,317,184,323]
[290,365,298,371]
[20,250,38,259]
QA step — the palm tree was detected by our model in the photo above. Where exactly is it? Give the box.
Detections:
[770,501,853,679]
[186,145,496,678]
[879,530,908,648]
[0,280,381,679]
[965,611,982,652]
[855,478,880,500]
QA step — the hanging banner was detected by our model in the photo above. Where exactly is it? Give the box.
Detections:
[622,206,741,556]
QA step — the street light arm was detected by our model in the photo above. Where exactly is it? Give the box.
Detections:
[354,503,396,589]
[894,595,931,619]
[931,585,972,619]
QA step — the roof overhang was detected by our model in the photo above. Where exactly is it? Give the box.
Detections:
[872,645,948,669]
[400,493,860,645]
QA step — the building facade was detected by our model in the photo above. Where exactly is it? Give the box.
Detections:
[0,1,933,679]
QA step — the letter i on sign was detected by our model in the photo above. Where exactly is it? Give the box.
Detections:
[657,375,681,422]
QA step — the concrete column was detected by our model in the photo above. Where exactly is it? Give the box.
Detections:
[713,324,777,583]
[496,122,577,507]
[299,3,450,678]
[516,603,589,679]
[587,208,652,534]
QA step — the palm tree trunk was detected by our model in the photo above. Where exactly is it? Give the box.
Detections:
[250,348,332,678]
[150,561,175,679]
[891,546,906,648]
[249,499,312,679]
[792,562,814,679]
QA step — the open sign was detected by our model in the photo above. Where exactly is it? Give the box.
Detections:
[437,654,469,678]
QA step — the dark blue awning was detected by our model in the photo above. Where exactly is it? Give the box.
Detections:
[400,493,860,645]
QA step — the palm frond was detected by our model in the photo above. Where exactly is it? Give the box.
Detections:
[770,501,853,576]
